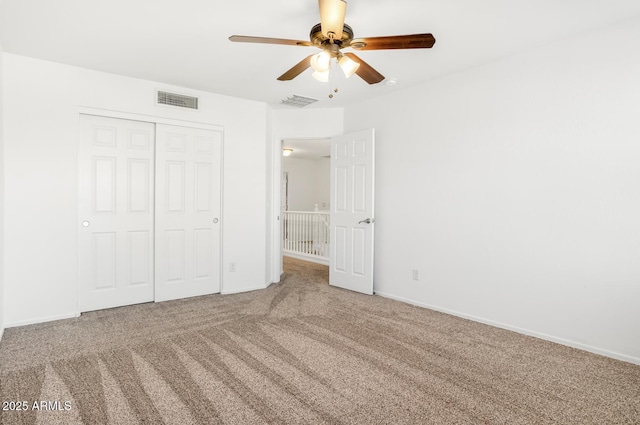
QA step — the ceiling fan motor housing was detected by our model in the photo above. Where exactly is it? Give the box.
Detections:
[310,23,354,49]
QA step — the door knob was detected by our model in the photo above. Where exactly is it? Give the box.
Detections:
[82,221,91,227]
[213,218,219,224]
[358,218,374,224]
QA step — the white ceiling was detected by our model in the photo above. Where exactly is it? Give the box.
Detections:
[283,138,331,160]
[2,1,640,109]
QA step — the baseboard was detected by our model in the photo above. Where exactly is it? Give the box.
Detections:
[283,253,329,266]
[374,291,640,366]
[5,312,81,329]
[221,285,266,295]
[0,326,4,343]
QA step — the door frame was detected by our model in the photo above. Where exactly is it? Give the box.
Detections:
[269,136,286,284]
[270,135,330,283]
[78,107,223,132]
[77,106,225,310]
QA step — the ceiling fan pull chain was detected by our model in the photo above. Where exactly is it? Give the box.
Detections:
[328,31,336,97]
[328,58,339,99]
[329,59,335,98]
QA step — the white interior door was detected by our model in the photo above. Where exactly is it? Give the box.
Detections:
[155,124,222,302]
[330,129,375,294]
[78,115,155,312]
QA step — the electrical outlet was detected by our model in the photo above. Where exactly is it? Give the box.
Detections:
[412,268,420,281]
[230,262,236,272]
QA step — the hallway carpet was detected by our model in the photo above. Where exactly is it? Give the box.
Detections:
[1,257,639,424]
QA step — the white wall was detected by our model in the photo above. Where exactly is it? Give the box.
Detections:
[316,157,330,208]
[344,18,640,364]
[271,108,344,140]
[283,157,330,211]
[0,43,5,339]
[3,53,268,326]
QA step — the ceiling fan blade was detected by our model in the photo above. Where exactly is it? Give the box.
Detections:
[229,35,312,47]
[350,33,436,50]
[318,0,347,39]
[344,53,384,85]
[277,55,314,81]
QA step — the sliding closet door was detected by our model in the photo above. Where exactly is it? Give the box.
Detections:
[155,124,222,302]
[78,115,155,312]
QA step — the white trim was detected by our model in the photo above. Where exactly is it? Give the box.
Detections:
[284,252,329,266]
[270,136,283,284]
[374,291,640,366]
[78,106,224,132]
[0,327,4,342]
[221,285,267,295]
[6,312,81,329]
[218,131,225,295]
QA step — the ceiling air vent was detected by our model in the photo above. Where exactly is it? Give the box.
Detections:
[157,91,199,109]
[281,95,319,108]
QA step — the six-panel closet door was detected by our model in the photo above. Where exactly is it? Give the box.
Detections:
[78,115,222,312]
[154,124,222,302]
[78,115,156,312]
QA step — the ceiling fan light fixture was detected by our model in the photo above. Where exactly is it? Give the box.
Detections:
[338,54,360,78]
[229,0,436,87]
[318,0,347,39]
[312,70,330,82]
[310,51,331,72]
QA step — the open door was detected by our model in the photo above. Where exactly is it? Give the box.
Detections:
[329,129,375,294]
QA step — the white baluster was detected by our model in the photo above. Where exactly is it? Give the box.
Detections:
[296,213,300,254]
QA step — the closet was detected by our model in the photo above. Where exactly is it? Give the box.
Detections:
[78,114,222,312]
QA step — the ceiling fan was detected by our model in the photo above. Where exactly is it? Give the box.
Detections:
[229,0,435,87]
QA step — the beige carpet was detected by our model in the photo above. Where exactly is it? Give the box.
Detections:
[1,257,639,424]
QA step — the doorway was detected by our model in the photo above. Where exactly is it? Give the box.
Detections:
[281,138,331,265]
[272,129,376,295]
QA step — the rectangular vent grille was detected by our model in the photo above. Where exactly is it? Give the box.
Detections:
[281,95,319,108]
[157,91,198,109]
